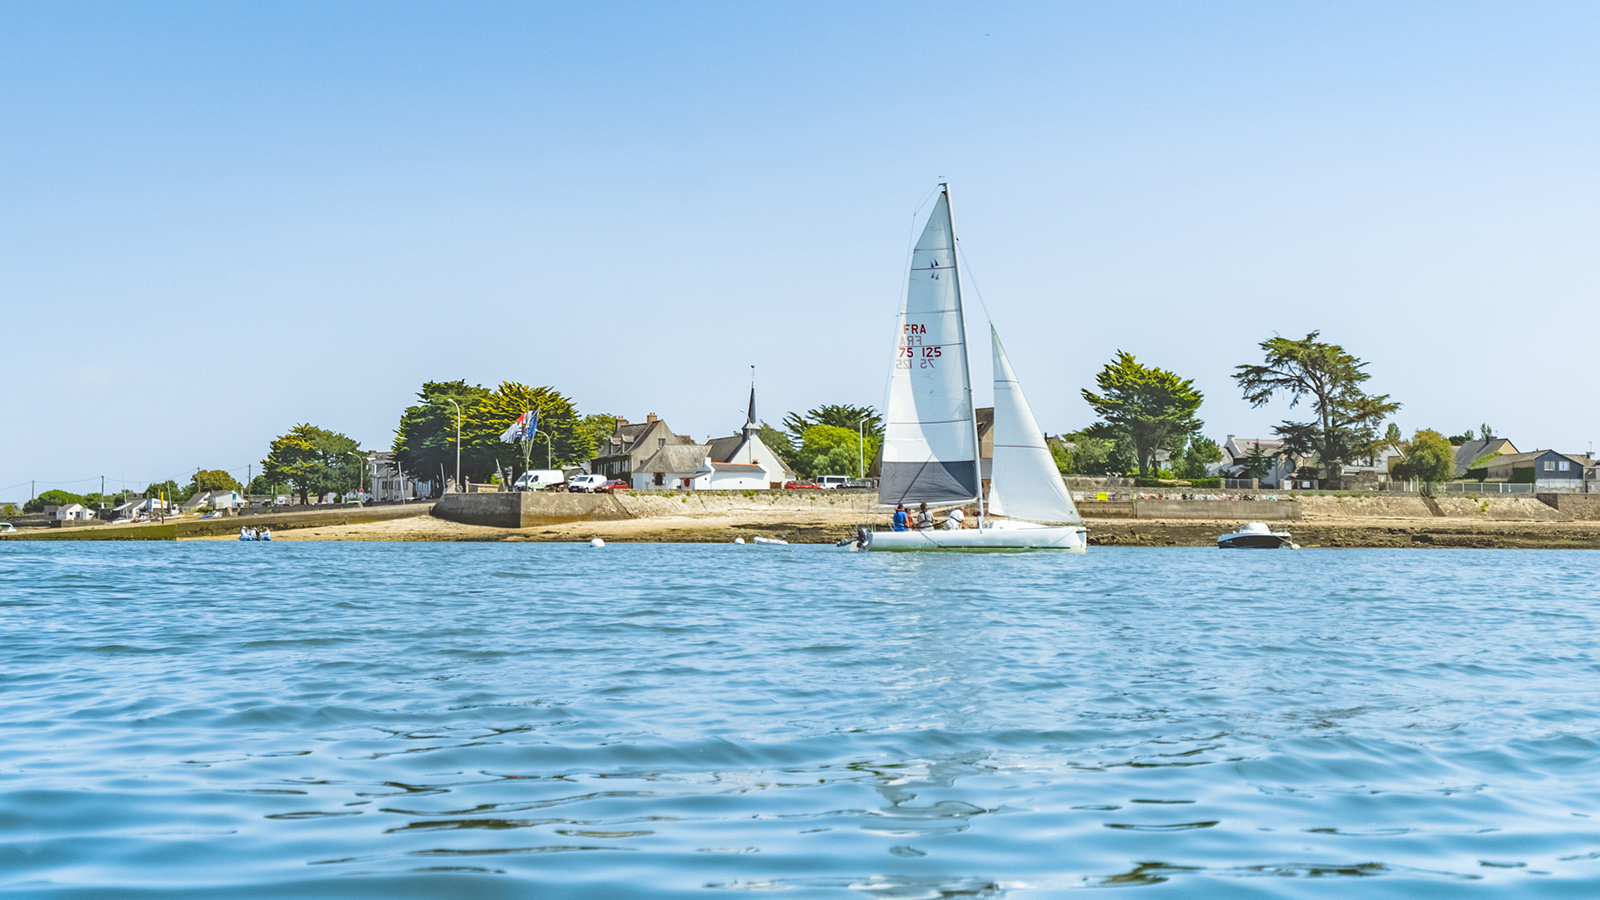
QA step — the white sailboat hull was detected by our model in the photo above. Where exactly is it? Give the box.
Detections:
[862,519,1087,552]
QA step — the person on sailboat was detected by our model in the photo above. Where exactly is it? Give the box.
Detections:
[945,506,966,530]
[916,502,933,531]
[891,504,909,532]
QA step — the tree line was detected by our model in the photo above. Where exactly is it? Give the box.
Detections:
[231,330,1460,504]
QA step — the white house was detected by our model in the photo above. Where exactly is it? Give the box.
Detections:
[633,443,712,490]
[702,386,798,486]
[52,503,95,522]
[1216,436,1301,488]
[183,490,243,512]
[367,451,431,502]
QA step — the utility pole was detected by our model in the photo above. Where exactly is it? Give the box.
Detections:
[100,475,105,509]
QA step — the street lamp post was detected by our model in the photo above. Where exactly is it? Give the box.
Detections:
[445,399,462,493]
[533,430,552,470]
[857,419,864,479]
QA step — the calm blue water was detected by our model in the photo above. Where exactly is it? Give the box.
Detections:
[2,543,1598,898]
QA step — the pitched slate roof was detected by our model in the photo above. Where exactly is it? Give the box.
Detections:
[706,435,746,462]
[1453,437,1516,475]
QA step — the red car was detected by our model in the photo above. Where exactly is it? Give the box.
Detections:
[784,481,822,490]
[597,479,631,493]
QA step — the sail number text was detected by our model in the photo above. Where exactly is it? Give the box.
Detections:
[896,323,942,369]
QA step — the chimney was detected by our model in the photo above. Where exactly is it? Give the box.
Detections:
[646,413,658,424]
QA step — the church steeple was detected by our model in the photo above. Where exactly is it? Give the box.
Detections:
[743,383,757,438]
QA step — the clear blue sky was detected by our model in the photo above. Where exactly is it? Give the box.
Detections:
[3,1,1597,497]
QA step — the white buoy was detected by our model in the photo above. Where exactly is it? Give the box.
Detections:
[589,538,605,548]
[733,537,745,544]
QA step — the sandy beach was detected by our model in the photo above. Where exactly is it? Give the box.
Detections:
[179,501,1600,548]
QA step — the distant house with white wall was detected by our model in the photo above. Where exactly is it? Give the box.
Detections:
[703,387,798,486]
[367,451,431,502]
[1217,436,1300,488]
[633,443,712,490]
[182,490,243,512]
[49,503,95,522]
[631,388,798,490]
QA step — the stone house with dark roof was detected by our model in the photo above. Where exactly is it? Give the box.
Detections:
[592,413,694,480]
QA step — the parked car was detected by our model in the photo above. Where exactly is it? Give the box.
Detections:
[513,469,565,492]
[566,474,608,493]
[844,478,875,490]
[596,479,631,493]
[784,480,822,490]
[815,475,849,490]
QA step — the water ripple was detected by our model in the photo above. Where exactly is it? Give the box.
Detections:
[1,543,1598,896]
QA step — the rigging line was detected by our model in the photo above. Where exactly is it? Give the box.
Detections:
[953,239,995,323]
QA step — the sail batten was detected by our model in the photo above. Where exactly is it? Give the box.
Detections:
[878,190,981,507]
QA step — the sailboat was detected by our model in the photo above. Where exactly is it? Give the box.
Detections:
[856,185,1087,552]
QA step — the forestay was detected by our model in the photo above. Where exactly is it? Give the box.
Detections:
[987,327,1082,524]
[879,191,981,507]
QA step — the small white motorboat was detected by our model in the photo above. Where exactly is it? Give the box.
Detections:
[1217,522,1298,549]
[751,536,788,546]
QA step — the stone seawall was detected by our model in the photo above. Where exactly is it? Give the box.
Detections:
[1537,493,1600,520]
[432,490,879,528]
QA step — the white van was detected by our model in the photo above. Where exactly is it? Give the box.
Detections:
[513,470,565,492]
[816,475,850,490]
[566,474,608,493]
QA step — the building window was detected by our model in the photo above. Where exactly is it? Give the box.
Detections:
[1543,461,1556,472]
[1559,460,1570,472]
[655,472,664,486]
[658,438,666,448]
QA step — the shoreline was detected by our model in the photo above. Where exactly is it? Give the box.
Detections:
[177,511,1600,548]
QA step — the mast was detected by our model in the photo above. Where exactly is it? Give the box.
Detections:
[942,182,985,525]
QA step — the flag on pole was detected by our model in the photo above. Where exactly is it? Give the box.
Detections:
[498,410,540,443]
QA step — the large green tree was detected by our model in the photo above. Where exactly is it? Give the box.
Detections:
[143,479,187,504]
[392,380,494,488]
[1049,427,1132,476]
[1233,332,1400,489]
[459,382,593,479]
[1392,428,1455,494]
[263,423,361,504]
[1081,351,1204,476]
[1173,434,1224,479]
[782,405,883,448]
[191,469,243,494]
[24,489,85,514]
[792,424,880,479]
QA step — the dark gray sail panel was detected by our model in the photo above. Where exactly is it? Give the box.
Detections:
[879,460,980,507]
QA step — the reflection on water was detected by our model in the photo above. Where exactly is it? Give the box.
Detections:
[1,543,1599,897]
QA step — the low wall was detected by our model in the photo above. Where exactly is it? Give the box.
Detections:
[1538,494,1600,520]
[0,503,434,541]
[433,489,882,528]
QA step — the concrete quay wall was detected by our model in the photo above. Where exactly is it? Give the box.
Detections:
[432,490,878,528]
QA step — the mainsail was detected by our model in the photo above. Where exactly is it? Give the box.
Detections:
[988,327,1082,525]
[878,189,981,507]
